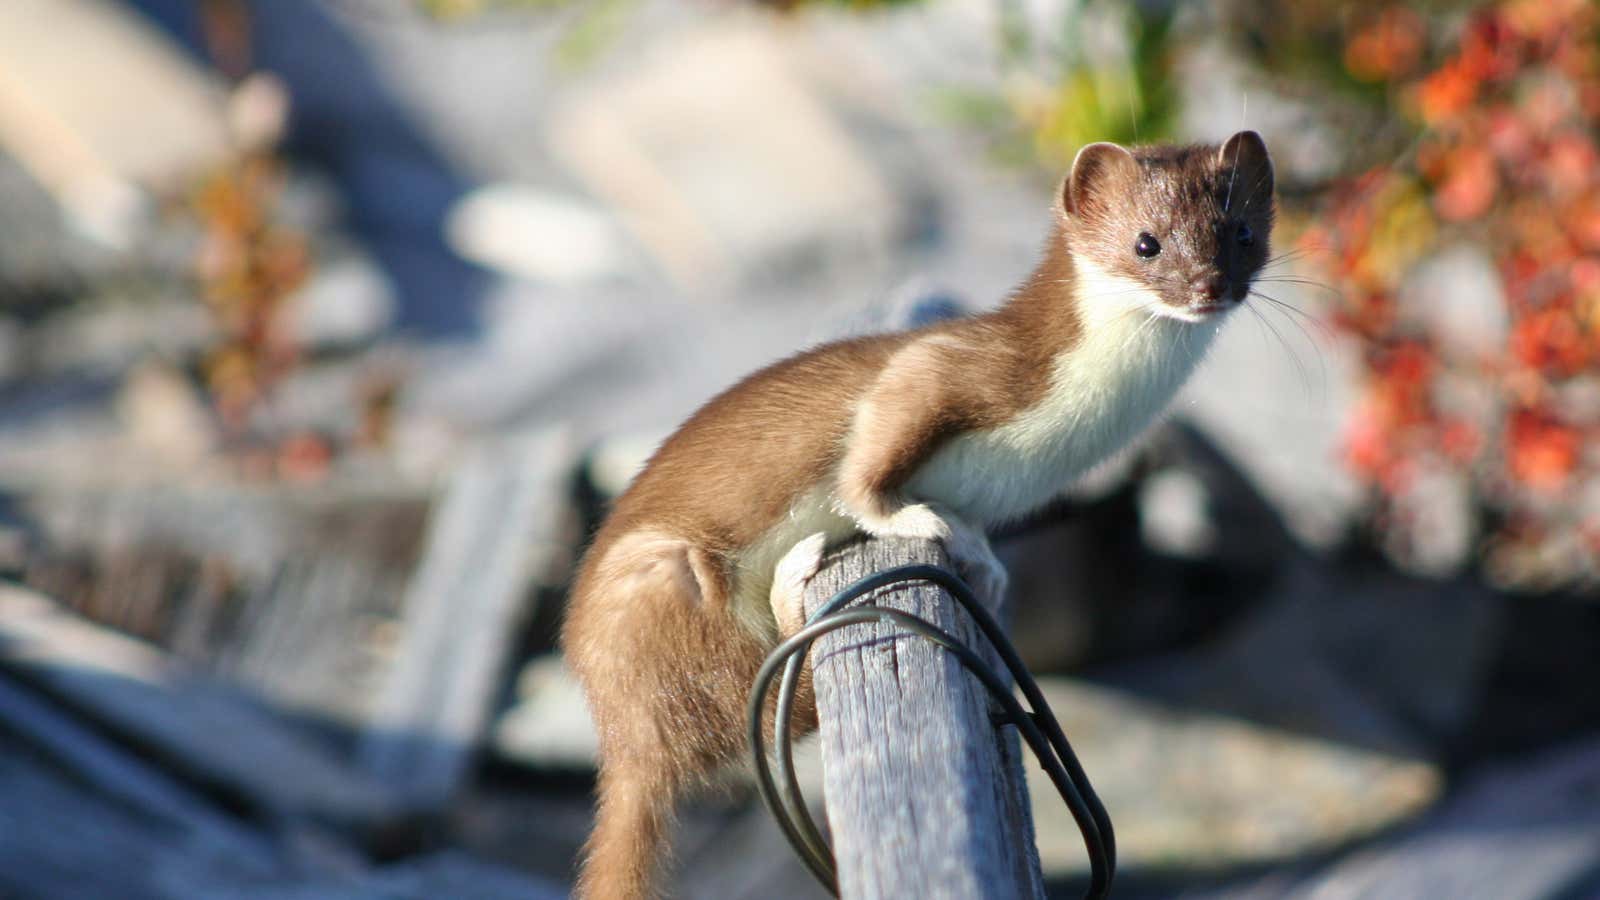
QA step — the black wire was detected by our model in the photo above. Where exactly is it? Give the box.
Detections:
[789,565,1116,876]
[746,564,1117,899]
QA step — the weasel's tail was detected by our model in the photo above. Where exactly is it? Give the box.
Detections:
[574,769,677,900]
[563,531,779,899]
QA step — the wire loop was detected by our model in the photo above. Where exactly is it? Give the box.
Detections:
[746,563,1116,899]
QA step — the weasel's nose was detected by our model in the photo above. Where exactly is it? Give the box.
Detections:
[1194,274,1230,302]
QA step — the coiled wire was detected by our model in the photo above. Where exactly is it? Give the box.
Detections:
[746,563,1116,899]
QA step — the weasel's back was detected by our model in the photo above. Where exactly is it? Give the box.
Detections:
[597,331,908,556]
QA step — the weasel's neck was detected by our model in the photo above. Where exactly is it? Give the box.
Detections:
[903,234,1224,526]
[993,227,1084,359]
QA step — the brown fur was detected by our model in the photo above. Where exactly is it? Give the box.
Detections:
[561,133,1275,898]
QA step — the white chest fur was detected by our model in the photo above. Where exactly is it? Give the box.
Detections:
[905,270,1223,527]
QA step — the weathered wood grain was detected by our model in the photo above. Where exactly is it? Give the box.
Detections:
[0,589,569,900]
[20,481,428,725]
[802,536,1044,900]
[0,583,401,831]
[359,427,572,807]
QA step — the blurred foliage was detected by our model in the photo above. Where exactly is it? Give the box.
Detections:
[414,0,637,69]
[412,0,1173,166]
[1298,0,1600,588]
[190,153,318,466]
[380,0,1597,586]
[178,5,336,481]
[417,0,559,17]
[930,2,1178,170]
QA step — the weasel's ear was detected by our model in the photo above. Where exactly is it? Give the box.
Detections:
[1063,142,1138,218]
[1218,130,1274,207]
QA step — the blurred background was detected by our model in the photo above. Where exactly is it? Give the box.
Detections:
[0,0,1597,897]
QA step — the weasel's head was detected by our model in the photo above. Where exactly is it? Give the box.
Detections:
[1059,131,1275,324]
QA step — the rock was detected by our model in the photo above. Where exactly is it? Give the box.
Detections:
[547,20,906,294]
[0,583,405,832]
[0,319,24,382]
[1399,243,1507,358]
[444,184,627,286]
[1110,560,1503,760]
[281,250,394,350]
[1384,463,1476,577]
[1181,737,1600,900]
[1177,280,1365,551]
[116,363,216,466]
[1139,467,1218,558]
[200,851,569,900]
[582,429,667,500]
[1024,677,1441,877]
[0,0,229,247]
[996,422,1295,673]
[493,655,598,770]
[33,299,213,379]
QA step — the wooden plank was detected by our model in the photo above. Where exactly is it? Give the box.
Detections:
[20,482,430,727]
[0,583,403,831]
[802,536,1044,900]
[0,740,569,900]
[359,427,572,807]
[0,673,277,869]
[0,0,229,246]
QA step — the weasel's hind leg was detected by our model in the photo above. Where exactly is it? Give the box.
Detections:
[564,532,768,900]
[579,765,674,900]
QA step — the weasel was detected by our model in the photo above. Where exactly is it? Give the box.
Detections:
[562,132,1275,899]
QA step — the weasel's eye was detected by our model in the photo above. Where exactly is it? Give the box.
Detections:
[1236,222,1255,246]
[1134,233,1161,258]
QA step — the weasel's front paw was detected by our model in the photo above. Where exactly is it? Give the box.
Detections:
[940,512,1008,615]
[859,503,1007,612]
[770,532,828,638]
[862,502,953,542]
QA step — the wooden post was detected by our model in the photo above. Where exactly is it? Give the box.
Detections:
[359,427,572,808]
[802,536,1045,900]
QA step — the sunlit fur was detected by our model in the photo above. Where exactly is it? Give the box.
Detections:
[903,256,1223,527]
[562,132,1275,900]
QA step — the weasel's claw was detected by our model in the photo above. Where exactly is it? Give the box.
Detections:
[872,503,952,542]
[771,532,828,638]
[938,511,1009,615]
[862,502,1007,613]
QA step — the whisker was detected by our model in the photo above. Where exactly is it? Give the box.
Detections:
[1250,293,1332,394]
[1253,276,1346,298]
[1249,288,1338,342]
[1267,309,1331,384]
[1245,301,1313,396]
[1263,245,1329,269]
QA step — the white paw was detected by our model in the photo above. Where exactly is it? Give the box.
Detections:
[770,532,828,638]
[860,502,1007,612]
[866,503,952,542]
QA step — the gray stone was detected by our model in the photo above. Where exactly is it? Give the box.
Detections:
[116,362,217,467]
[493,654,599,770]
[1139,467,1218,558]
[282,250,394,349]
[444,184,628,286]
[1112,560,1503,759]
[1025,677,1440,877]
[1400,243,1507,358]
[0,0,229,247]
[1385,464,1476,577]
[1180,737,1600,900]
